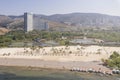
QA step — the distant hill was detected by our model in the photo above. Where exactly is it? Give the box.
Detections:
[0,15,24,30]
[41,13,120,28]
[0,13,120,31]
[0,15,13,27]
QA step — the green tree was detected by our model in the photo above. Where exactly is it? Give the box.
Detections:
[105,51,120,69]
[110,51,120,59]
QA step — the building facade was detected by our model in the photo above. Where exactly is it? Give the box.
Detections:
[24,13,33,32]
[24,12,49,32]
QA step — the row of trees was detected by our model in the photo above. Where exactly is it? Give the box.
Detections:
[87,30,120,42]
[1,29,120,47]
[0,30,79,47]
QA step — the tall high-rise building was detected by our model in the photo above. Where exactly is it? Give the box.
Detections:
[24,13,33,32]
[24,12,49,32]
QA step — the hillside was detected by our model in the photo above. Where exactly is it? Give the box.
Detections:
[0,27,9,35]
[0,13,120,31]
[0,15,23,30]
[0,15,13,27]
[41,13,120,28]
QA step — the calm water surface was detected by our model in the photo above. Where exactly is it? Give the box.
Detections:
[0,66,119,80]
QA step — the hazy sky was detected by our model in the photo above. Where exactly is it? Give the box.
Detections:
[0,0,120,16]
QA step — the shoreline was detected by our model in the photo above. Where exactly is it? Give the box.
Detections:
[0,57,112,74]
[0,45,120,75]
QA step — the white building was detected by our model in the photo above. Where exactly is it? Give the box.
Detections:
[24,12,49,32]
[24,13,33,32]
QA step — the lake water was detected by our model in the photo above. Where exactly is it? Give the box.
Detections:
[0,66,119,80]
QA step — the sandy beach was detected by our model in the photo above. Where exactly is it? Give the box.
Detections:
[0,45,120,73]
[0,45,120,61]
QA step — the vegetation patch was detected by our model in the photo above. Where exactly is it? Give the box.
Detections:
[102,51,120,69]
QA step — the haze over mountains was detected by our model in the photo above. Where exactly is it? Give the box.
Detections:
[0,13,120,31]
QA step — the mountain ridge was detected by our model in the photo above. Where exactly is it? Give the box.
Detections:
[0,13,120,31]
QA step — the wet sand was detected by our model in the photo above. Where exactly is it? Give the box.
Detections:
[0,57,111,73]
